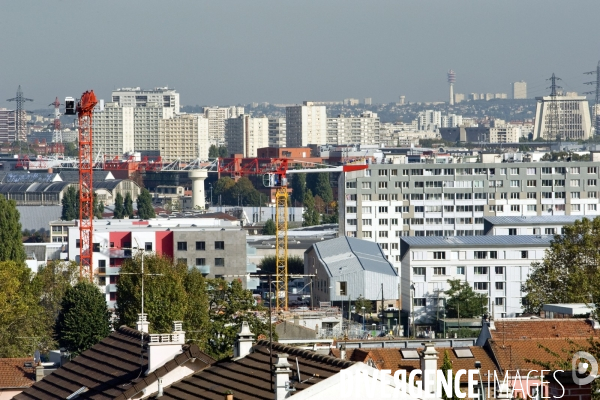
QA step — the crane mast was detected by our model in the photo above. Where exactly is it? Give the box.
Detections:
[77,91,98,281]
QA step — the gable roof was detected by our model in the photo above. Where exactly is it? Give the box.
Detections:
[0,358,35,389]
[309,236,397,278]
[157,340,355,400]
[483,215,582,226]
[489,318,599,341]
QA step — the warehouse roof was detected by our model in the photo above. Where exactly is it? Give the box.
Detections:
[310,236,397,277]
[483,215,583,226]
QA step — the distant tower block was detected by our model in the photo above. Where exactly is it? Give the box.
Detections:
[188,169,208,210]
[447,70,456,105]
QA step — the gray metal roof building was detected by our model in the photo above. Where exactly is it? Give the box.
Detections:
[483,215,585,235]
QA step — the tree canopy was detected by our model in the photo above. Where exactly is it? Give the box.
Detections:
[302,189,320,227]
[209,145,229,158]
[257,255,304,275]
[262,219,276,235]
[0,195,25,263]
[354,295,373,315]
[55,281,111,356]
[213,177,264,206]
[61,185,78,221]
[290,173,306,206]
[444,279,487,318]
[113,193,124,219]
[522,217,600,315]
[124,193,134,219]
[137,189,156,219]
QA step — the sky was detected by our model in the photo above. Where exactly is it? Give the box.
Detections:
[1,1,599,109]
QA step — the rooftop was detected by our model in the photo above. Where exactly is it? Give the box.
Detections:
[401,235,553,249]
[483,215,584,226]
[0,358,35,389]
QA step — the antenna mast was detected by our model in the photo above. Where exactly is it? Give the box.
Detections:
[49,97,63,144]
[584,61,600,135]
[6,85,33,142]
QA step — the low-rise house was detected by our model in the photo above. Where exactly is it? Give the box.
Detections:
[0,358,35,399]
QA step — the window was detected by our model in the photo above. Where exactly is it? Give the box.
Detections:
[433,267,446,275]
[378,181,388,189]
[571,179,580,187]
[415,206,424,212]
[572,192,580,199]
[495,298,505,306]
[521,251,528,259]
[527,180,536,187]
[527,167,537,175]
[339,281,348,296]
[490,251,498,259]
[474,282,488,291]
[98,277,106,286]
[413,267,425,275]
[362,231,372,238]
[215,241,225,250]
[571,167,580,174]
[177,241,187,251]
[495,282,504,290]
[510,168,519,175]
[474,267,488,275]
[177,258,187,265]
[362,182,371,189]
[510,192,519,199]
[346,182,357,188]
[495,266,504,274]
[195,241,206,251]
[378,169,388,176]
[457,266,465,275]
[545,228,555,234]
[415,182,424,188]
[391,169,398,176]
[347,219,357,225]
[110,292,117,302]
[510,205,520,212]
[572,204,581,211]
[589,167,598,174]
[379,218,388,225]
[93,243,100,252]
[391,243,399,250]
[378,194,388,201]
[542,192,552,199]
[433,251,446,260]
[196,258,206,266]
[554,180,565,186]
[590,191,597,198]
[378,206,388,213]
[527,192,537,199]
[346,206,357,213]
[542,180,552,187]
[378,231,388,238]
[588,204,597,211]
[348,194,357,201]
[391,218,399,225]
[500,168,507,175]
[362,219,372,225]
[362,194,371,201]
[362,206,372,214]
[590,179,598,186]
[500,192,507,199]
[542,167,552,174]
[527,205,537,211]
[411,194,423,200]
[403,169,409,176]
[474,251,487,259]
[413,298,426,307]
[215,258,225,266]
[380,243,388,249]
[555,192,566,199]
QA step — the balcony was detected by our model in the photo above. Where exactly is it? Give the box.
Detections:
[198,265,210,275]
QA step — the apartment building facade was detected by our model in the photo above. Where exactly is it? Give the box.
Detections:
[326,112,380,145]
[225,115,269,157]
[111,87,180,113]
[158,114,209,161]
[512,81,527,99]
[533,95,592,140]
[203,106,244,147]
[133,104,174,154]
[400,235,552,331]
[92,103,135,157]
[285,102,327,147]
[268,117,286,148]
[0,108,16,142]
[340,153,600,270]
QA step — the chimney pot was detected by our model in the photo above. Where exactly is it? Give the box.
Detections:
[233,321,254,359]
[274,354,292,400]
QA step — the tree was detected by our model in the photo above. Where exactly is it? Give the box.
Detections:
[262,219,276,235]
[98,201,105,217]
[444,279,487,318]
[33,260,79,327]
[61,185,78,221]
[184,268,210,346]
[354,295,372,315]
[440,350,461,400]
[209,144,219,158]
[113,193,124,219]
[313,195,326,214]
[124,193,134,219]
[0,195,25,263]
[290,173,306,206]
[218,146,228,158]
[257,255,304,275]
[302,190,320,227]
[92,192,104,219]
[55,281,111,356]
[322,202,339,224]
[137,189,156,219]
[522,217,600,315]
[0,261,52,357]
[313,173,333,203]
[64,142,78,157]
[212,177,262,206]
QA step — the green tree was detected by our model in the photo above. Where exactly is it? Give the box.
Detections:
[184,268,210,346]
[55,281,111,356]
[124,193,134,219]
[0,195,25,263]
[262,219,276,235]
[209,144,219,158]
[113,192,124,219]
[290,173,306,206]
[257,255,304,275]
[440,350,461,400]
[302,189,320,227]
[98,200,104,217]
[64,142,78,157]
[61,185,79,221]
[33,260,79,327]
[354,295,372,315]
[322,202,339,224]
[445,279,487,318]
[522,217,600,314]
[313,173,333,203]
[137,189,156,219]
[0,261,52,357]
[218,146,228,158]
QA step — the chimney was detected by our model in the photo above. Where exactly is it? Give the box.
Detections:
[137,313,149,333]
[146,321,186,374]
[340,345,346,361]
[420,342,439,398]
[274,354,292,400]
[233,321,254,359]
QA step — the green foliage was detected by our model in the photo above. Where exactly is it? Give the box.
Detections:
[446,328,480,339]
[322,202,339,224]
[354,295,372,314]
[302,189,320,227]
[98,201,104,217]
[290,174,306,206]
[0,195,25,263]
[184,268,210,345]
[213,177,263,206]
[113,193,124,219]
[218,146,228,158]
[209,145,229,158]
[64,142,78,157]
[540,151,590,162]
[137,189,156,219]
[34,260,79,328]
[314,173,333,203]
[61,185,79,221]
[440,350,460,400]
[124,193,134,218]
[262,219,276,235]
[55,281,111,356]
[0,261,52,357]
[444,279,487,318]
[522,217,600,315]
[257,255,304,275]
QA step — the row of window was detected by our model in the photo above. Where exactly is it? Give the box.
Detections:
[177,241,224,251]
[357,166,598,178]
[413,296,506,307]
[413,266,506,275]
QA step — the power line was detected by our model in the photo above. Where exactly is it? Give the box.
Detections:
[6,85,33,142]
[584,60,600,134]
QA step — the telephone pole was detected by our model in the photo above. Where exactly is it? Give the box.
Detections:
[584,61,600,134]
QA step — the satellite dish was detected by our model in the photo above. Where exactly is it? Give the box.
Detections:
[34,350,41,364]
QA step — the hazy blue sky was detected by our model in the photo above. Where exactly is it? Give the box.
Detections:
[1,1,599,108]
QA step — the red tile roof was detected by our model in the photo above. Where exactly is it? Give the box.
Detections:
[0,358,35,389]
[490,318,599,340]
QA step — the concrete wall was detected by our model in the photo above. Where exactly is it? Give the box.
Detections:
[275,320,317,340]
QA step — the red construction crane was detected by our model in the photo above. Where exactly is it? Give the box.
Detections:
[77,91,98,281]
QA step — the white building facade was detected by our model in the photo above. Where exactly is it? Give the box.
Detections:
[92,103,135,157]
[111,87,180,113]
[159,114,209,161]
[326,112,380,145]
[224,115,269,157]
[533,95,592,140]
[133,104,174,154]
[268,117,286,148]
[286,102,327,147]
[513,81,527,99]
[0,108,16,142]
[203,106,244,147]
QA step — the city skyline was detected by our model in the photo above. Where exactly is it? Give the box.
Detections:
[1,1,599,109]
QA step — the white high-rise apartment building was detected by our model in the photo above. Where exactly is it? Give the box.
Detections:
[0,108,16,142]
[225,115,269,157]
[111,87,180,113]
[533,95,592,140]
[133,104,174,154]
[285,102,327,147]
[441,114,463,128]
[326,112,380,145]
[93,103,134,157]
[159,114,209,162]
[489,125,521,143]
[512,81,527,99]
[268,117,286,148]
[203,106,244,147]
[417,110,441,131]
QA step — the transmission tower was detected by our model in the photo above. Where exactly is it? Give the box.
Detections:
[6,85,33,142]
[584,61,600,134]
[49,97,63,144]
[546,73,562,144]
